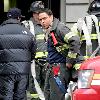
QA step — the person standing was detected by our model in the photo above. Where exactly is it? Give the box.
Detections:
[71,0,100,59]
[38,8,83,100]
[0,7,35,100]
[22,1,47,100]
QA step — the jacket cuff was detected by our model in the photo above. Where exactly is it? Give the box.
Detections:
[66,57,76,64]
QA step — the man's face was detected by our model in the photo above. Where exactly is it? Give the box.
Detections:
[39,12,53,29]
[32,12,40,23]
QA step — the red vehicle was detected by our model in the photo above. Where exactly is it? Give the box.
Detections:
[72,56,100,100]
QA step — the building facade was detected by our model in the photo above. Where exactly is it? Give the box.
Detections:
[0,0,94,27]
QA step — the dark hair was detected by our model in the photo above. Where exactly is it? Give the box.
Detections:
[38,8,53,16]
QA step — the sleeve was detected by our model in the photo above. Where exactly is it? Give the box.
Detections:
[58,23,81,64]
[66,35,80,64]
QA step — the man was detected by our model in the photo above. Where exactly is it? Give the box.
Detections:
[0,7,35,100]
[22,1,47,100]
[38,8,83,100]
[71,0,100,59]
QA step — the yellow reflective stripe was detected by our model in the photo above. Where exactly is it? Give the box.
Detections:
[99,22,100,26]
[64,32,77,42]
[93,74,100,79]
[71,23,79,35]
[36,34,45,40]
[81,34,97,41]
[35,52,48,58]
[73,63,81,70]
[68,52,77,58]
[84,56,89,59]
[56,44,69,52]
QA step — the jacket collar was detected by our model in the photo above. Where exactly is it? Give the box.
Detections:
[1,18,21,26]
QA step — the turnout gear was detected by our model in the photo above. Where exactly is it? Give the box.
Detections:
[47,18,80,64]
[44,17,82,100]
[71,0,100,60]
[70,1,100,73]
[22,17,47,100]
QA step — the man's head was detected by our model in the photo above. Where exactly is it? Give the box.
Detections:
[38,8,53,29]
[29,1,44,13]
[29,1,44,23]
[7,7,24,20]
[87,0,100,15]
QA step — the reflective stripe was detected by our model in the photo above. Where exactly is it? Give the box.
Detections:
[73,63,81,70]
[93,74,100,79]
[64,32,77,42]
[84,56,89,59]
[56,44,69,52]
[81,34,97,41]
[68,52,77,58]
[71,23,79,35]
[91,80,100,85]
[36,34,45,40]
[35,52,48,58]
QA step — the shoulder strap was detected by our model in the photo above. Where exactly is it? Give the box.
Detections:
[77,17,92,57]
[28,21,35,36]
[22,20,35,36]
[89,15,100,57]
[90,15,100,46]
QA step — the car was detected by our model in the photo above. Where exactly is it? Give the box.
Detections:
[72,56,100,100]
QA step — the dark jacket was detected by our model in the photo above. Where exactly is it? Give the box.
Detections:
[22,18,47,58]
[30,18,47,57]
[0,18,35,74]
[47,18,80,64]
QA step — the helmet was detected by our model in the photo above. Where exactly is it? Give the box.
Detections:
[29,1,44,12]
[87,0,100,15]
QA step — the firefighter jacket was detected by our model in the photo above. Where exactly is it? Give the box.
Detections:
[47,18,80,64]
[22,18,47,59]
[0,18,35,74]
[71,15,100,59]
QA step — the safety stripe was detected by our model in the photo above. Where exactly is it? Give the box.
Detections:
[73,63,81,70]
[84,56,89,59]
[36,34,45,40]
[81,34,97,41]
[35,52,48,58]
[64,32,77,43]
[68,52,77,58]
[93,74,100,79]
[91,80,100,85]
[56,44,69,52]
[71,23,79,35]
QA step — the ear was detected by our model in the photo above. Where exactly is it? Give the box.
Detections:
[50,15,53,22]
[17,17,21,21]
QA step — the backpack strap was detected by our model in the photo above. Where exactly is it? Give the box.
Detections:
[77,17,92,57]
[22,20,35,36]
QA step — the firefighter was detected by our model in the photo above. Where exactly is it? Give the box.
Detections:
[22,1,47,100]
[71,0,100,61]
[38,8,83,100]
